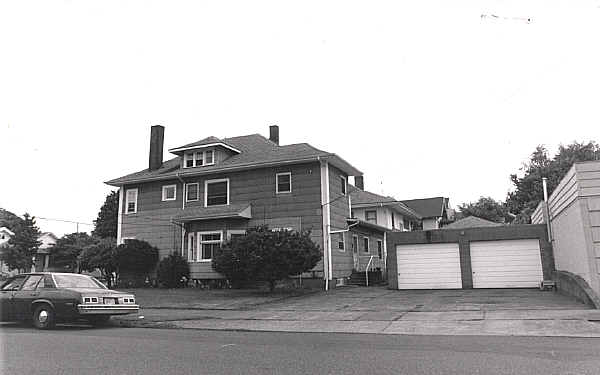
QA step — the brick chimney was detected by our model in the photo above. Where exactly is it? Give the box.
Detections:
[149,125,164,171]
[269,125,279,145]
[354,176,364,190]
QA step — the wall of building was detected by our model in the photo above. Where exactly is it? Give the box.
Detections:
[327,165,353,278]
[422,218,440,230]
[121,162,327,280]
[386,225,553,289]
[532,161,600,296]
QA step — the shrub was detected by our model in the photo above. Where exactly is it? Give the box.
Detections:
[115,239,159,287]
[212,226,321,291]
[157,253,190,288]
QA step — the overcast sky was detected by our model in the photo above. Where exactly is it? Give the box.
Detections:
[1,0,598,236]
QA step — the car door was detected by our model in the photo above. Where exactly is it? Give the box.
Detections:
[11,275,43,320]
[0,275,28,321]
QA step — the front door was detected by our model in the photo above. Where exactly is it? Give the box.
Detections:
[352,235,359,270]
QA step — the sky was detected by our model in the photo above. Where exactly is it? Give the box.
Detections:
[0,0,598,237]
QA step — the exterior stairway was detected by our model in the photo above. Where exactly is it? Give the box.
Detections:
[348,270,383,286]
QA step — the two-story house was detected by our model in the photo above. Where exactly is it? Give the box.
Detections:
[347,179,422,274]
[401,197,451,230]
[106,125,378,288]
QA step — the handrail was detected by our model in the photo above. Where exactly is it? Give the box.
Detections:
[365,255,374,286]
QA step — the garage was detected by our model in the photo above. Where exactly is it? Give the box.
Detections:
[470,239,543,288]
[396,243,462,289]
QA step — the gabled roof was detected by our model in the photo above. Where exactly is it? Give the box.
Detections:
[348,185,421,220]
[106,133,362,186]
[442,215,502,229]
[0,227,15,236]
[401,197,448,219]
[168,136,242,154]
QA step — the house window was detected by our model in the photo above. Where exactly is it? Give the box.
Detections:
[205,179,229,206]
[363,237,370,253]
[340,176,347,195]
[391,213,395,228]
[352,235,358,253]
[227,230,246,241]
[403,219,411,230]
[276,172,292,194]
[199,232,222,261]
[365,210,377,224]
[184,150,216,168]
[335,233,345,251]
[125,189,138,214]
[205,150,214,165]
[162,185,177,201]
[377,240,383,259]
[186,183,199,202]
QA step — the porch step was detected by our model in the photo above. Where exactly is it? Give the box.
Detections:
[348,271,383,286]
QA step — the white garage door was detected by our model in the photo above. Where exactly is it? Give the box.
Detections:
[470,239,543,288]
[396,243,462,289]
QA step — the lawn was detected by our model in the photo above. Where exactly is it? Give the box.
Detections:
[118,287,320,310]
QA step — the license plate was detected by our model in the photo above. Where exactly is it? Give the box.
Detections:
[103,298,116,305]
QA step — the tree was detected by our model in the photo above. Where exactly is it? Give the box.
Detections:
[115,239,159,286]
[80,237,118,288]
[212,226,321,292]
[49,232,96,272]
[0,213,41,272]
[506,141,600,223]
[157,253,190,288]
[92,191,119,239]
[458,197,511,223]
[0,208,24,231]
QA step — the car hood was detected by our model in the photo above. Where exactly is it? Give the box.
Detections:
[63,288,130,295]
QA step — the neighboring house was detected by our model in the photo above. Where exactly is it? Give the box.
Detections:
[34,232,58,272]
[0,227,15,275]
[442,216,502,230]
[106,125,372,287]
[346,179,422,275]
[402,197,451,230]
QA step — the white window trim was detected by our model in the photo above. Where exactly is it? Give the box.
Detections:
[340,175,347,196]
[125,188,138,214]
[227,229,246,241]
[204,178,230,207]
[185,182,200,202]
[196,230,223,262]
[162,184,177,201]
[183,150,216,168]
[363,236,370,253]
[186,232,196,262]
[336,232,345,252]
[276,172,292,194]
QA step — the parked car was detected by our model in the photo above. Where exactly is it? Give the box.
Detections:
[0,272,139,329]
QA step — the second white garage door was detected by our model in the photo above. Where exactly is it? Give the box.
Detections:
[470,239,543,288]
[396,243,462,289]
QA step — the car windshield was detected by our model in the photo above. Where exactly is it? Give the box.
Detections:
[52,274,106,289]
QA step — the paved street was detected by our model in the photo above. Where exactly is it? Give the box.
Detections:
[2,325,600,374]
[113,287,600,337]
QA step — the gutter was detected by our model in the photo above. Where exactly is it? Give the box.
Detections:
[106,154,363,187]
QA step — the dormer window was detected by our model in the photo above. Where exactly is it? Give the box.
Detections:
[184,150,215,168]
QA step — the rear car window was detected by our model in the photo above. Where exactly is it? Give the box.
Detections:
[53,274,106,289]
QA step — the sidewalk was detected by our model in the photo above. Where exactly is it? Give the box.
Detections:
[113,294,600,338]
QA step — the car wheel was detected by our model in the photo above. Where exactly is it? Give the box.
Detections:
[87,315,111,327]
[32,304,56,330]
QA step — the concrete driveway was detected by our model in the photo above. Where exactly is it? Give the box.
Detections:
[259,286,592,315]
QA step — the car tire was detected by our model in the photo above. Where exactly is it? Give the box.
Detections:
[32,304,56,330]
[87,315,111,327]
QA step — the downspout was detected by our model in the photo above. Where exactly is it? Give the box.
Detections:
[176,173,186,256]
[542,177,552,241]
[117,186,124,245]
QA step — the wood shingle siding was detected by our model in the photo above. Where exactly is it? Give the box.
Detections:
[327,165,354,278]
